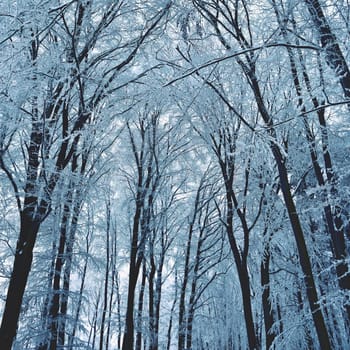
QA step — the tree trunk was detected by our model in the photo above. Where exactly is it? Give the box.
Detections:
[153,252,165,350]
[225,225,257,350]
[46,191,72,350]
[122,266,140,350]
[178,215,195,350]
[68,230,89,348]
[167,273,178,350]
[89,291,101,350]
[136,262,147,350]
[261,247,277,350]
[223,176,257,350]
[99,200,111,350]
[106,221,118,350]
[149,255,156,350]
[116,275,122,350]
[0,211,40,350]
[122,197,144,350]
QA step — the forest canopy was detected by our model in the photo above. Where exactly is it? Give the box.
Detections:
[0,1,350,349]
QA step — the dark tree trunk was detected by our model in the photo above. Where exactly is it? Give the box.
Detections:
[261,248,277,350]
[123,267,141,350]
[225,216,257,350]
[106,222,118,350]
[89,291,101,350]
[0,212,40,350]
[39,239,57,350]
[153,252,165,350]
[122,196,144,350]
[149,255,156,350]
[46,193,72,350]
[68,230,89,348]
[122,191,143,350]
[136,262,147,350]
[221,166,257,350]
[167,274,178,350]
[178,180,208,350]
[185,271,197,350]
[58,184,82,348]
[99,200,111,350]
[186,223,205,350]
[122,119,155,350]
[116,275,122,350]
[178,207,196,350]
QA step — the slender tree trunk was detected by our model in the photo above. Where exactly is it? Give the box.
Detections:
[136,262,147,350]
[116,275,122,350]
[153,251,165,350]
[149,254,156,350]
[185,273,197,350]
[99,204,110,350]
[0,60,48,347]
[122,119,155,350]
[57,187,82,348]
[178,185,203,350]
[261,246,277,350]
[46,187,73,350]
[122,194,144,350]
[90,291,101,350]
[68,230,89,348]
[225,226,257,349]
[178,227,193,350]
[38,229,58,350]
[106,222,117,350]
[222,176,257,350]
[276,302,283,336]
[186,224,205,350]
[167,273,178,350]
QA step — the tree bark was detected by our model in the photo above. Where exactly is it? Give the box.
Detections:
[0,213,40,350]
